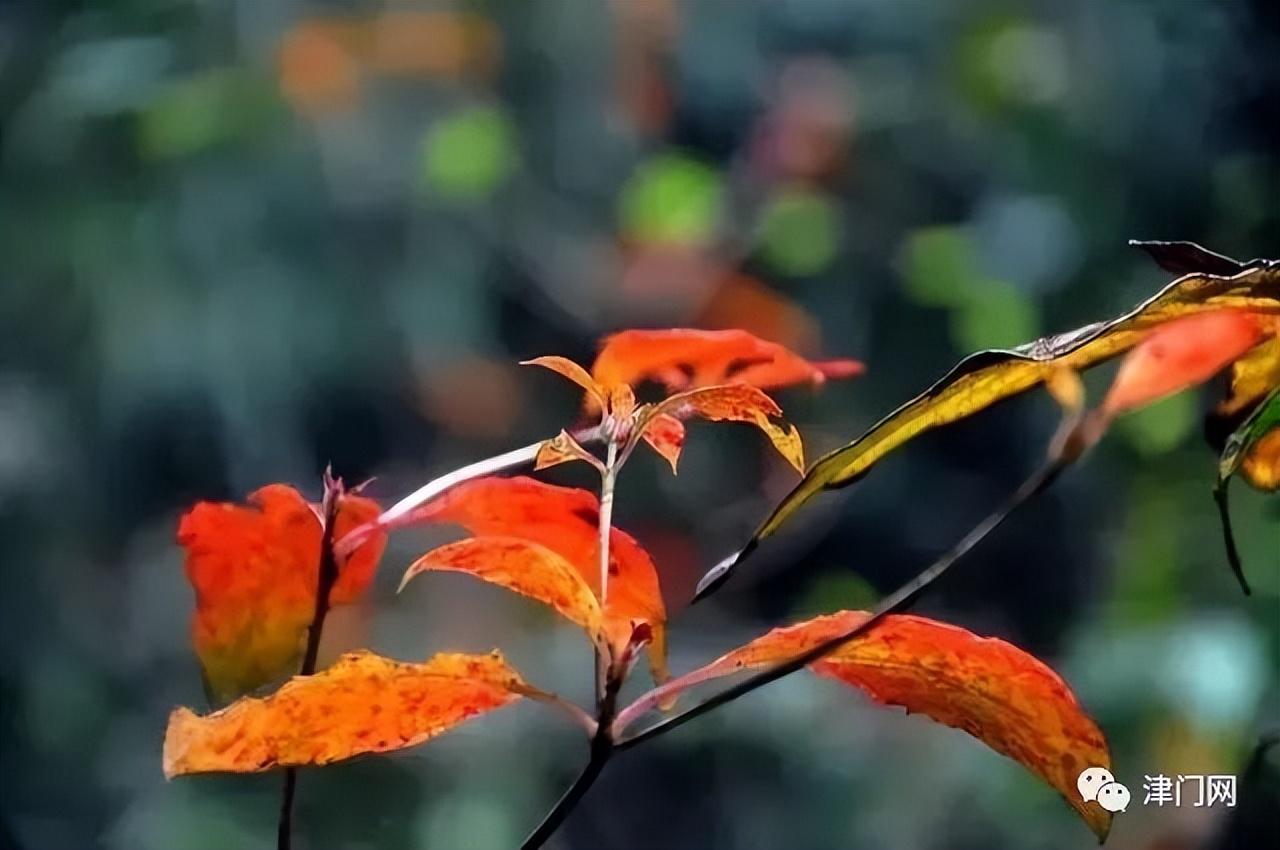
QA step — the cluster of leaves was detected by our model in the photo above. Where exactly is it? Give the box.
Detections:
[163,244,1278,849]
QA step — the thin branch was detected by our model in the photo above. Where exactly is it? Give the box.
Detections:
[384,428,602,526]
[1212,480,1252,595]
[336,427,603,556]
[278,471,343,850]
[614,455,1069,748]
[597,441,619,606]
[520,677,621,850]
[594,438,619,705]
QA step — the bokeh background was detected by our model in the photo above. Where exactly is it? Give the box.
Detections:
[2,1,1277,848]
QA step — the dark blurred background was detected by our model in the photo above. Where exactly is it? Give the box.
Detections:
[1,1,1277,848]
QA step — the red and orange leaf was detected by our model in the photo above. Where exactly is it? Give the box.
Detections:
[400,536,608,651]
[164,650,529,777]
[641,413,686,473]
[625,612,1111,839]
[396,477,668,680]
[592,328,862,395]
[178,485,387,702]
[521,355,607,409]
[646,384,805,472]
[1102,310,1270,417]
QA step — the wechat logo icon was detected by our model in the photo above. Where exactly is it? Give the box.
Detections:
[1078,766,1130,813]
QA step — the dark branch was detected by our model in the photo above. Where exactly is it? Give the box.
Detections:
[617,456,1068,750]
[278,469,344,850]
[520,667,623,850]
[1212,480,1252,595]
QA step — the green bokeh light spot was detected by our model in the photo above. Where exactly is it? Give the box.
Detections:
[420,106,517,201]
[1116,391,1197,456]
[950,279,1039,351]
[758,189,841,276]
[138,70,275,159]
[903,226,978,307]
[619,152,722,245]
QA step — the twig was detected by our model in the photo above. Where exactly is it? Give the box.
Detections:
[614,455,1069,748]
[278,470,344,850]
[335,427,604,556]
[1212,481,1252,595]
[520,678,621,850]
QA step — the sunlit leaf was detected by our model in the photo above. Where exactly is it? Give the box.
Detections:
[1216,336,1280,419]
[400,536,609,652]
[720,258,1280,590]
[178,485,387,702]
[592,328,862,396]
[642,384,805,472]
[164,650,531,777]
[521,355,607,409]
[1100,310,1269,418]
[627,612,1112,840]
[391,477,668,681]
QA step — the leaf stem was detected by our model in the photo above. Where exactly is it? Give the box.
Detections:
[614,455,1069,748]
[278,470,343,850]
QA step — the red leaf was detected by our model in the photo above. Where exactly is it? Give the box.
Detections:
[592,328,863,395]
[619,612,1112,839]
[1102,310,1269,417]
[178,485,387,702]
[396,477,668,682]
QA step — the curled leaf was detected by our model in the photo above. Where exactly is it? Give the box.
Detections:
[400,536,609,652]
[592,328,863,395]
[716,258,1280,594]
[164,650,530,777]
[178,485,387,702]
[534,429,604,473]
[642,384,805,472]
[624,612,1111,840]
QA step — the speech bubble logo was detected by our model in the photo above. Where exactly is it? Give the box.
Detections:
[1076,767,1115,802]
[1096,780,1130,813]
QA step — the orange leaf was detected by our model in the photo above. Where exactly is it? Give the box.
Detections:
[164,650,528,776]
[1102,310,1269,417]
[641,414,686,473]
[178,485,387,702]
[1242,428,1280,490]
[628,612,1111,839]
[521,355,607,409]
[397,477,668,680]
[533,430,602,472]
[645,384,805,472]
[400,537,608,652]
[592,328,863,394]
